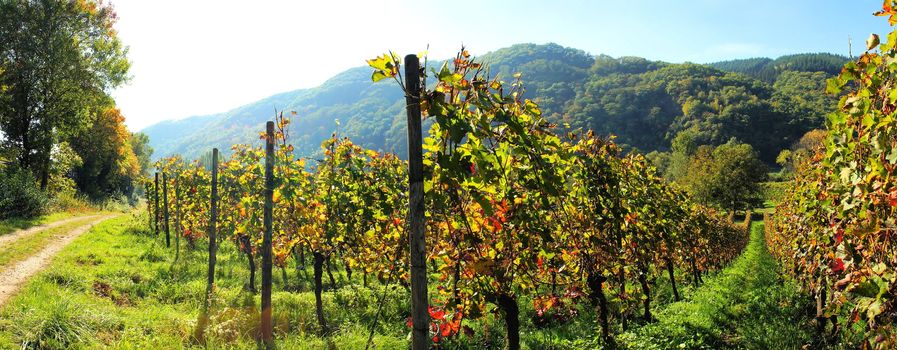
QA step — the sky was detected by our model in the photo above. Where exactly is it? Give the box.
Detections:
[110,0,892,131]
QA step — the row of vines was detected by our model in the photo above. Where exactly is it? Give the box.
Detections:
[766,2,897,349]
[143,50,749,349]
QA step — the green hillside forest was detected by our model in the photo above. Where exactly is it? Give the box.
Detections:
[142,44,845,163]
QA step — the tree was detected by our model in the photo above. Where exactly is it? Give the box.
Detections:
[681,139,767,212]
[130,132,154,175]
[0,0,129,190]
[776,129,826,177]
[69,107,140,198]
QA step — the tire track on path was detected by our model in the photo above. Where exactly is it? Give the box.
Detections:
[0,214,119,307]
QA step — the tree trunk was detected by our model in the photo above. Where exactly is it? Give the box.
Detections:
[690,257,700,286]
[666,259,680,301]
[344,259,352,282]
[38,146,50,191]
[816,286,827,335]
[325,256,337,289]
[638,266,652,321]
[453,260,461,303]
[586,270,612,345]
[495,294,520,350]
[291,246,306,290]
[313,252,329,334]
[242,236,256,293]
[618,267,628,331]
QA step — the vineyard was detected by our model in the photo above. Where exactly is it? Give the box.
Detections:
[764,4,897,348]
[6,2,897,349]
[137,51,751,349]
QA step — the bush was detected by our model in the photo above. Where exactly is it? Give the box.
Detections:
[0,168,47,219]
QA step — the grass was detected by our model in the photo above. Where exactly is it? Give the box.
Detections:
[0,213,414,349]
[616,222,816,349]
[0,216,105,268]
[0,212,629,349]
[0,212,81,236]
[0,212,821,349]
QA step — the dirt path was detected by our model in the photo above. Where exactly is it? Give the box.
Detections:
[0,214,101,247]
[0,214,118,307]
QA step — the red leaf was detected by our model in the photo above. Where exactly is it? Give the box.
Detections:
[830,258,845,274]
[440,322,453,337]
[429,307,446,321]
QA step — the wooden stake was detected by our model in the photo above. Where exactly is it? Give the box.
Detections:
[404,54,429,350]
[163,172,170,248]
[261,122,275,349]
[206,148,219,311]
[174,176,181,261]
[154,172,160,234]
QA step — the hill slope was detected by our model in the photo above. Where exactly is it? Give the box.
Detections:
[143,44,842,162]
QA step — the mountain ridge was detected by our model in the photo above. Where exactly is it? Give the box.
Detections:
[142,43,846,162]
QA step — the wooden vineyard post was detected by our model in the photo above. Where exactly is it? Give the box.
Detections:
[174,176,181,262]
[261,122,275,349]
[154,172,160,234]
[205,148,219,311]
[163,172,171,248]
[146,182,152,230]
[404,54,429,350]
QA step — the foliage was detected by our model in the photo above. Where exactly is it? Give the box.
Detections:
[710,53,848,82]
[66,107,139,199]
[130,132,154,176]
[618,223,814,349]
[659,137,767,212]
[0,0,130,189]
[134,48,751,350]
[0,166,47,219]
[768,2,897,347]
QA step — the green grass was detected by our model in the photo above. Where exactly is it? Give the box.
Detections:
[0,212,81,236]
[0,216,104,268]
[0,213,626,349]
[0,213,414,349]
[0,213,822,349]
[616,222,816,349]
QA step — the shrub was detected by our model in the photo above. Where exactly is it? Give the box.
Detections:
[0,167,47,219]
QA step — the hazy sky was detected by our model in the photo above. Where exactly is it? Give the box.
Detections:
[110,0,891,131]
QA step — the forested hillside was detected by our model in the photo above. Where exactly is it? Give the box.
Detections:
[144,44,840,163]
[709,53,847,82]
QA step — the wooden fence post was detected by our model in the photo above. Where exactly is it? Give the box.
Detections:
[154,172,160,234]
[146,182,152,231]
[174,176,181,261]
[261,122,275,349]
[163,172,171,248]
[206,148,219,311]
[404,54,429,350]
